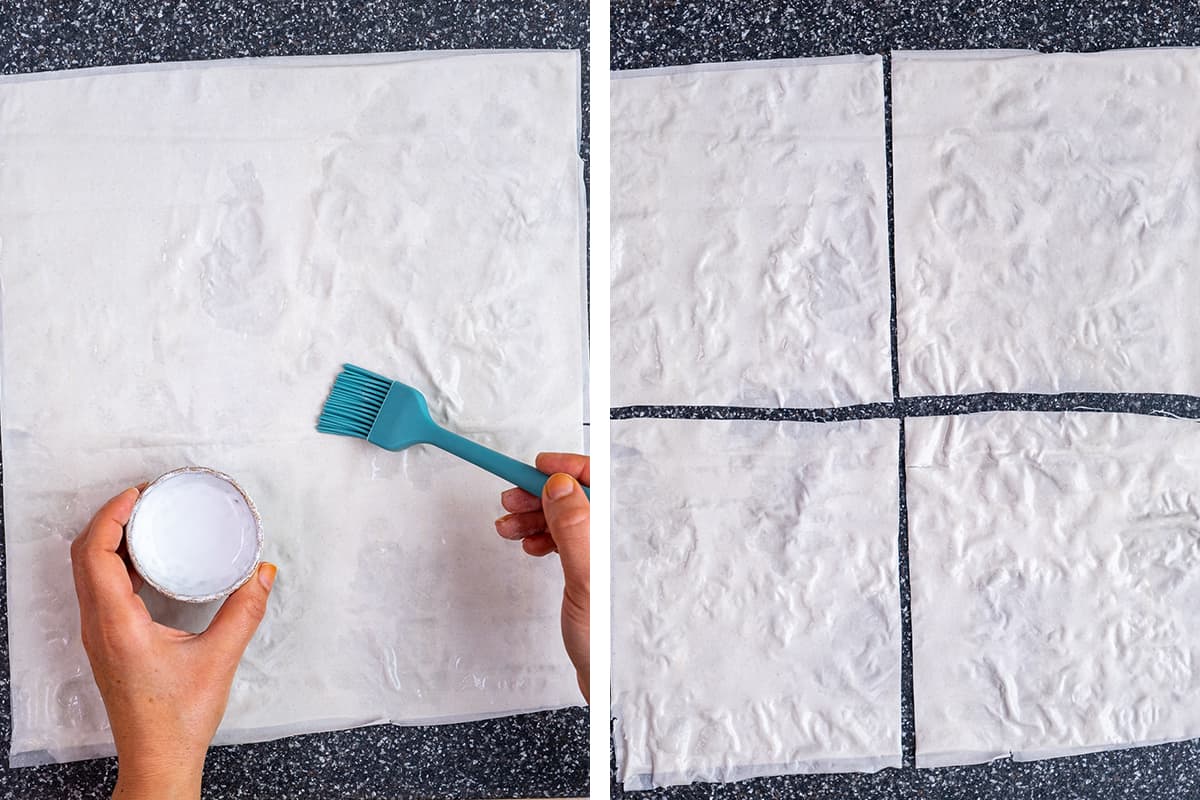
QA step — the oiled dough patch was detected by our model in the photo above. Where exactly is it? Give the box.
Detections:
[908,412,1200,767]
[893,49,1200,396]
[612,417,902,788]
[611,57,892,408]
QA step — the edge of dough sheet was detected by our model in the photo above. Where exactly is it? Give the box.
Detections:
[0,48,580,85]
[892,48,1039,63]
[11,690,588,769]
[11,695,583,767]
[915,733,1200,770]
[10,715,387,768]
[610,52,882,78]
[569,49,590,434]
[892,45,1200,63]
[0,48,588,767]
[555,46,589,440]
[614,709,902,791]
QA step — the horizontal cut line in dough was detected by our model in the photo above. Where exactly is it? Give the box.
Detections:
[611,392,1200,422]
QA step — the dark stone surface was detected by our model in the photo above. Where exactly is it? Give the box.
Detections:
[611,394,1200,423]
[0,2,588,798]
[610,0,1200,69]
[611,1,1200,798]
[6,712,589,800]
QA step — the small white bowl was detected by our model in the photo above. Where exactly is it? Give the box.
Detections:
[126,466,264,603]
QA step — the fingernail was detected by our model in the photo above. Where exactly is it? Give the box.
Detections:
[258,562,277,591]
[545,473,575,500]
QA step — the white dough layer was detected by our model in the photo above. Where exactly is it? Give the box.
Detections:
[611,417,902,789]
[610,57,892,408]
[893,48,1200,396]
[0,51,586,765]
[908,412,1200,767]
[128,470,261,600]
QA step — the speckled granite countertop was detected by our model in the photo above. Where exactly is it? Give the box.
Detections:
[0,3,587,799]
[611,1,1200,798]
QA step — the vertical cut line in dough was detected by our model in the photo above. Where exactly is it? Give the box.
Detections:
[896,415,916,767]
[883,52,902,404]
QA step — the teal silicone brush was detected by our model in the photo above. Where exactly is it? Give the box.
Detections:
[317,364,587,499]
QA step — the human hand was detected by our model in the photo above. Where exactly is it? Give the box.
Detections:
[70,486,277,800]
[494,453,590,702]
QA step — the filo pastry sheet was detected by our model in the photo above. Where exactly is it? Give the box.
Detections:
[611,57,892,408]
[893,49,1200,397]
[909,412,1200,767]
[0,51,586,766]
[611,417,901,789]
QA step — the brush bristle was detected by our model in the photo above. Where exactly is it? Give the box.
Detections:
[316,364,394,439]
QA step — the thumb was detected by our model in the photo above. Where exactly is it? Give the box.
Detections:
[542,473,590,596]
[202,562,276,660]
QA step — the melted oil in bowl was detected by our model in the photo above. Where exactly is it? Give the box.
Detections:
[127,467,263,602]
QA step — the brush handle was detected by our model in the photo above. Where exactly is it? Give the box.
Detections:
[426,426,590,501]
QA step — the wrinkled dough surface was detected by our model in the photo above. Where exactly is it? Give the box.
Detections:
[0,51,586,765]
[893,49,1200,396]
[908,412,1200,767]
[611,58,892,408]
[611,417,902,789]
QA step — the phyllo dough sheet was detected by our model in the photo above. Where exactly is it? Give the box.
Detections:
[893,49,1200,397]
[909,412,1200,767]
[611,57,892,408]
[0,51,586,765]
[611,417,902,789]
